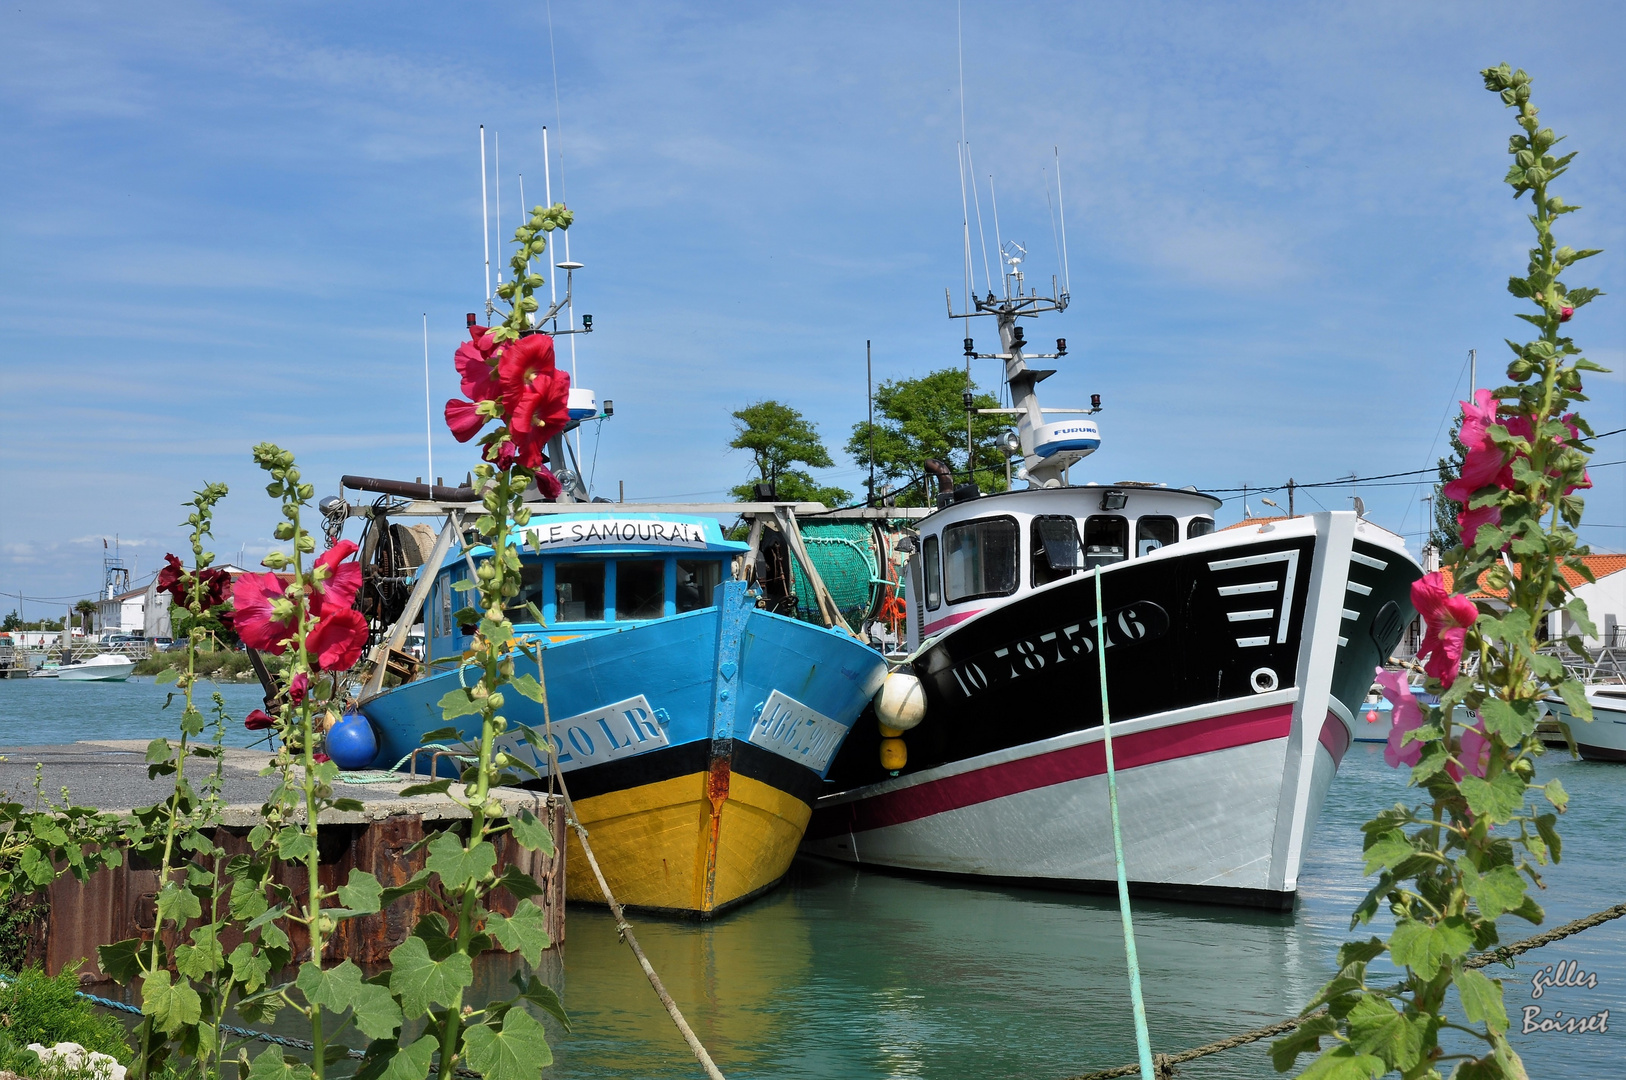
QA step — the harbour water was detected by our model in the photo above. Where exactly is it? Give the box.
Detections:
[2,679,1620,1077]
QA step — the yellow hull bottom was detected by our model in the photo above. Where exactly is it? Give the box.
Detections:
[564,768,811,916]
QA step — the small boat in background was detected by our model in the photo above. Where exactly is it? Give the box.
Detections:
[53,654,136,682]
[1545,685,1626,761]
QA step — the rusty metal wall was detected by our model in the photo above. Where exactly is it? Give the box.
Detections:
[38,800,566,983]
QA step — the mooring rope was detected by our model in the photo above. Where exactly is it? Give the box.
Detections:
[1092,566,1157,1080]
[1056,900,1626,1080]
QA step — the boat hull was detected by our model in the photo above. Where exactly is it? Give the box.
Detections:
[56,656,135,682]
[1548,693,1626,762]
[805,512,1420,907]
[360,584,886,916]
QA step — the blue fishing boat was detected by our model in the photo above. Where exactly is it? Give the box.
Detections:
[355,510,887,917]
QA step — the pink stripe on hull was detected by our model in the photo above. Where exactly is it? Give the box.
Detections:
[809,702,1295,840]
[922,608,982,635]
[1318,711,1351,766]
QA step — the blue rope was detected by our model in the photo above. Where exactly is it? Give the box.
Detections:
[1093,566,1157,1079]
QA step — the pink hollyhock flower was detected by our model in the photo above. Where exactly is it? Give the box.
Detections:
[1443,390,1513,507]
[314,751,331,764]
[1560,305,1574,322]
[533,465,563,499]
[232,572,297,654]
[445,398,487,442]
[1412,571,1479,688]
[1376,668,1426,769]
[454,331,501,402]
[288,671,310,706]
[500,336,570,436]
[244,709,275,731]
[1452,718,1493,781]
[1457,503,1503,547]
[306,607,368,672]
[309,540,361,616]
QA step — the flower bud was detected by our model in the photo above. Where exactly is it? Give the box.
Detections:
[1560,306,1574,322]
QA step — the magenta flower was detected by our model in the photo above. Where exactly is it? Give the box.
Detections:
[309,540,362,617]
[288,671,310,706]
[444,398,487,443]
[306,607,368,672]
[232,572,297,654]
[1454,719,1493,781]
[1376,668,1426,769]
[244,709,275,731]
[1560,305,1574,322]
[1412,571,1479,688]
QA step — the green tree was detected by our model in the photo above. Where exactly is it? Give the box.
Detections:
[1,611,18,632]
[728,400,851,505]
[846,367,1007,506]
[1429,415,1469,551]
[74,599,97,633]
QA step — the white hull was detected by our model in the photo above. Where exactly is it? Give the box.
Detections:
[1549,689,1626,762]
[804,692,1346,902]
[55,656,136,682]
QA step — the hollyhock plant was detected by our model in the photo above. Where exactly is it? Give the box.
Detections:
[244,708,275,731]
[305,607,368,672]
[1376,668,1426,769]
[444,398,488,443]
[231,571,296,654]
[1410,570,1479,687]
[308,539,362,615]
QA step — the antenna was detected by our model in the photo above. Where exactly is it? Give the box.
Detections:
[867,339,875,506]
[1054,147,1072,296]
[518,174,528,326]
[957,143,974,317]
[1043,168,1062,290]
[480,126,491,317]
[989,175,1006,297]
[966,143,993,294]
[543,127,559,336]
[494,132,501,292]
[423,313,433,483]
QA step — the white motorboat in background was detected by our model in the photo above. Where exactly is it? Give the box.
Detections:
[1546,685,1626,762]
[53,654,136,682]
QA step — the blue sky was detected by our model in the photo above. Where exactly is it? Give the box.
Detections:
[2,1,1622,611]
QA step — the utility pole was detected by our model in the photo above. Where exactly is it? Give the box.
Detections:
[867,340,875,507]
[1287,478,1295,517]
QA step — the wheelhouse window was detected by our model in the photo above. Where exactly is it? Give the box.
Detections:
[616,559,666,620]
[1031,515,1082,588]
[555,561,605,622]
[943,516,1019,603]
[505,562,546,622]
[1137,516,1178,558]
[677,559,722,613]
[922,535,942,611]
[1187,517,1216,539]
[1082,515,1128,569]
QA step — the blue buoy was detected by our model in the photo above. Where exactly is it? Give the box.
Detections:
[326,713,379,770]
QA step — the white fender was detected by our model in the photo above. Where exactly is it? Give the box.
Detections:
[875,671,926,732]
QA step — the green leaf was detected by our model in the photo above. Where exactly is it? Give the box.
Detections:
[1295,1045,1385,1080]
[277,828,315,862]
[175,937,224,980]
[462,1007,554,1080]
[1477,699,1537,742]
[510,673,547,704]
[1489,1031,1530,1080]
[486,900,553,964]
[295,960,403,1040]
[353,1036,437,1080]
[336,869,383,915]
[146,737,173,763]
[1336,938,1388,969]
[419,726,464,742]
[379,870,434,907]
[425,832,497,890]
[156,880,203,925]
[387,935,473,1019]
[1459,771,1527,824]
[511,973,571,1032]
[142,969,203,1035]
[1557,680,1593,723]
[510,809,555,856]
[229,941,272,994]
[1459,861,1528,918]
[1346,994,1428,1072]
[1270,1014,1339,1072]
[1362,831,1414,876]
[1542,778,1569,811]
[246,1045,314,1080]
[1534,813,1563,863]
[437,688,483,720]
[1389,916,1474,981]
[495,864,543,901]
[412,912,458,960]
[98,937,145,983]
[155,667,180,685]
[1455,968,1510,1034]
[398,779,454,797]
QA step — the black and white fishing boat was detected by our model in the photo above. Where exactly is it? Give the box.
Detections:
[803,258,1423,909]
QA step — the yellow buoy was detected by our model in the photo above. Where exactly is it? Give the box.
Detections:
[877,722,904,738]
[879,737,907,771]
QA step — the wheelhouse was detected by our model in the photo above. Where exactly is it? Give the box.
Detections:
[907,482,1223,649]
[423,514,748,663]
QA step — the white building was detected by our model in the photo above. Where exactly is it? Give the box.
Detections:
[1446,553,1626,649]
